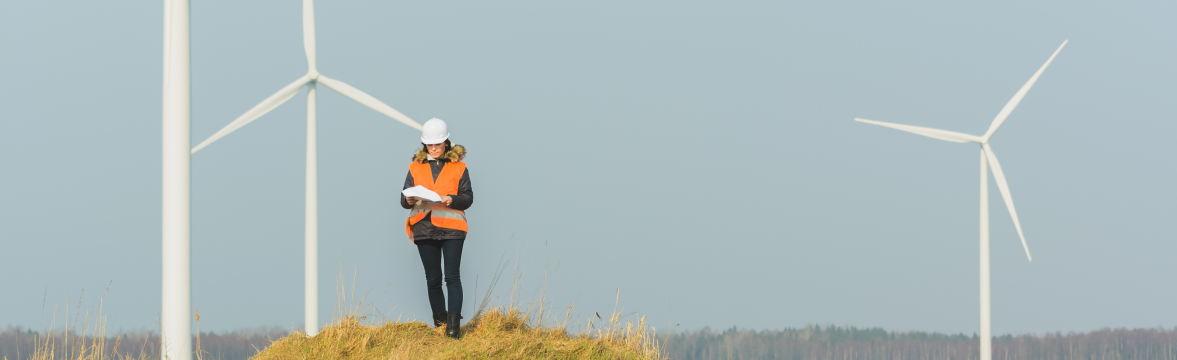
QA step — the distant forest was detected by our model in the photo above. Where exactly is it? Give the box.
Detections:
[3,324,1176,359]
[660,325,1177,360]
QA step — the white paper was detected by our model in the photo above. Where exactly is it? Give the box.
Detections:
[402,185,442,202]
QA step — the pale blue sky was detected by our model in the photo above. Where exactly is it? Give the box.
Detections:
[1,0,1174,335]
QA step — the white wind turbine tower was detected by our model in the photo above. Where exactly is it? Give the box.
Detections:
[855,40,1066,360]
[161,0,192,358]
[192,0,423,336]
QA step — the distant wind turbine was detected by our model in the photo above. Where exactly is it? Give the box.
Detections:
[855,40,1066,360]
[192,0,423,336]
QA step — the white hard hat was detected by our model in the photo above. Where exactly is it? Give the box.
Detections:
[420,118,450,145]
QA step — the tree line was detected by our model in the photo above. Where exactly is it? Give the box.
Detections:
[5,323,1176,359]
[659,325,1177,360]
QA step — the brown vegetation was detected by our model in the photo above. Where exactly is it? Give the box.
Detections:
[250,268,662,360]
[252,307,659,360]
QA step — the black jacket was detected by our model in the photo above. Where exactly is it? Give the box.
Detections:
[400,145,473,240]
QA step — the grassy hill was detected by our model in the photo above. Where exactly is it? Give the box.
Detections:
[251,307,660,360]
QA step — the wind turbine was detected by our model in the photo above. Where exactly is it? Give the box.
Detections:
[192,0,423,336]
[855,40,1066,360]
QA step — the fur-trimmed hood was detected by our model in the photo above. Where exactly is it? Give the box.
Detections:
[413,145,466,163]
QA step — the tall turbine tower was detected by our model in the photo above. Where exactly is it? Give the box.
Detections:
[855,40,1066,360]
[192,0,423,336]
[161,0,191,358]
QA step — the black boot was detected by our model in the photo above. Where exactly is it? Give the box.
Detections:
[445,312,462,339]
[432,313,447,328]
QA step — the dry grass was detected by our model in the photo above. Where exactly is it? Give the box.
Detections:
[24,286,150,360]
[21,286,263,360]
[252,306,659,360]
[253,256,662,360]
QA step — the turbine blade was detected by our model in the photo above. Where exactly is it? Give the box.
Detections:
[191,75,310,153]
[317,75,423,130]
[854,118,982,143]
[982,143,1032,261]
[302,0,317,72]
[982,40,1068,141]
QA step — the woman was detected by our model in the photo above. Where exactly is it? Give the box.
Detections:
[401,117,472,339]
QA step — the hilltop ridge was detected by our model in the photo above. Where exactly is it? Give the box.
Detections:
[252,307,660,360]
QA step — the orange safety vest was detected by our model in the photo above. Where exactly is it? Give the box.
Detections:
[405,161,468,242]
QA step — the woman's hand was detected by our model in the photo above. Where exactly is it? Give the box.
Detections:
[440,195,453,206]
[406,196,419,206]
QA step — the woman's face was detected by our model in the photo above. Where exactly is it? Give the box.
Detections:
[427,143,446,159]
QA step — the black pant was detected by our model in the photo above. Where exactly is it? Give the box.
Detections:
[415,239,463,314]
